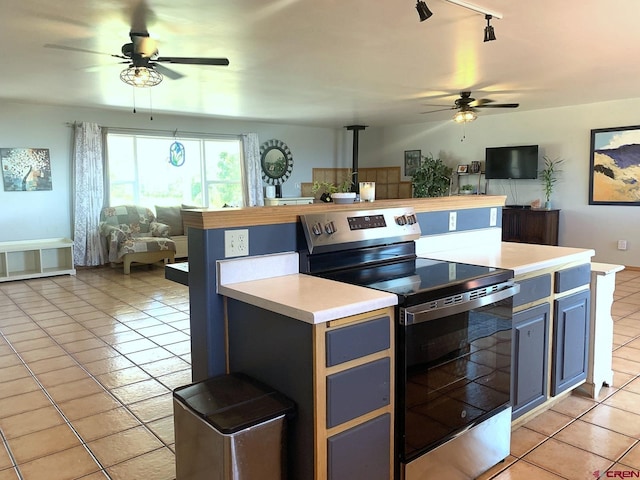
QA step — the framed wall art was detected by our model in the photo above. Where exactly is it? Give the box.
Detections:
[404,150,421,176]
[1,148,52,191]
[456,164,469,174]
[589,125,640,205]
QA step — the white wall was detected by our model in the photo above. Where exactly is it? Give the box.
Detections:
[0,101,350,243]
[360,98,640,267]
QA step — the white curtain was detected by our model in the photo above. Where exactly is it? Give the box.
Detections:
[240,133,264,206]
[73,122,106,266]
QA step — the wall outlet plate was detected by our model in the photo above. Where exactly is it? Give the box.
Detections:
[225,229,249,257]
[449,211,457,231]
[617,239,628,251]
[490,208,497,227]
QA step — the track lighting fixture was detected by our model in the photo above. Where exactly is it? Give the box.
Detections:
[483,14,496,42]
[416,1,433,21]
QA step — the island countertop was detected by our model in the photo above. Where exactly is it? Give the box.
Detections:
[422,241,595,276]
[218,273,397,324]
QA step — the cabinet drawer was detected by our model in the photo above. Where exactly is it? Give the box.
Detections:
[513,274,551,307]
[326,317,390,367]
[327,358,390,428]
[555,264,591,293]
[327,413,390,480]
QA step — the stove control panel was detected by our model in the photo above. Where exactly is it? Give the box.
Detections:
[300,207,422,254]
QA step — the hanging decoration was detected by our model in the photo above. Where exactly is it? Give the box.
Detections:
[169,135,186,167]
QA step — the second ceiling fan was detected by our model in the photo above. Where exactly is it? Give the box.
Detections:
[422,91,519,122]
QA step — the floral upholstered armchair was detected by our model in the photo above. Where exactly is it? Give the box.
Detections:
[99,205,176,274]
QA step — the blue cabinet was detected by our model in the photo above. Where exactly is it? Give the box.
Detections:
[552,289,590,395]
[512,303,550,419]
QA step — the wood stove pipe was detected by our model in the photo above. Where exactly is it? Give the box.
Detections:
[345,125,367,193]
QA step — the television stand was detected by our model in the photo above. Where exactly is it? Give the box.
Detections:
[505,205,531,209]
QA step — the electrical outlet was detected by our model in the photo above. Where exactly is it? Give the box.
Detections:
[449,211,457,231]
[225,229,249,257]
[618,239,628,251]
[489,207,497,227]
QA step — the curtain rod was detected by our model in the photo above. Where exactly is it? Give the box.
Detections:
[65,122,243,139]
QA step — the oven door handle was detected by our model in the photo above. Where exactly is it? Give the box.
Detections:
[401,282,520,326]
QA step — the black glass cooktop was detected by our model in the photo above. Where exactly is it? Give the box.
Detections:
[314,257,513,307]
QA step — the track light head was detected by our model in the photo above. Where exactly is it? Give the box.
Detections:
[416,1,433,22]
[484,14,496,42]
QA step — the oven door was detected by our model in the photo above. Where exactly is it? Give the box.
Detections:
[396,281,519,467]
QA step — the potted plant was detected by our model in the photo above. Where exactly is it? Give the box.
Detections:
[412,153,453,198]
[311,181,338,202]
[311,171,356,203]
[540,156,564,209]
[459,184,475,195]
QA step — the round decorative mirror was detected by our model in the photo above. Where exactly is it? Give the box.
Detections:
[260,139,293,185]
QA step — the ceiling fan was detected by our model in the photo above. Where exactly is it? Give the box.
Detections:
[44,1,229,87]
[422,91,519,123]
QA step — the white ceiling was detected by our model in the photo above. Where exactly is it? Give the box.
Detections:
[2,0,639,128]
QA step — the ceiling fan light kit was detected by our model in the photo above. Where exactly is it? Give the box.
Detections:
[453,109,477,123]
[120,65,163,87]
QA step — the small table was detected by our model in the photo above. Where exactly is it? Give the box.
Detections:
[165,262,188,286]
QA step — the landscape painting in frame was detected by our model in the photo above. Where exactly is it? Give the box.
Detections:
[1,148,52,191]
[589,126,640,205]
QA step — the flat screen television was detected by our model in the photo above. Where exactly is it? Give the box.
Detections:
[484,145,539,179]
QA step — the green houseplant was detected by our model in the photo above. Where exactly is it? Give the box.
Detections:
[459,184,475,195]
[412,153,453,198]
[311,171,355,202]
[540,156,564,209]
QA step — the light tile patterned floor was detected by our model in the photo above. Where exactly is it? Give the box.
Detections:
[0,265,639,479]
[0,266,189,479]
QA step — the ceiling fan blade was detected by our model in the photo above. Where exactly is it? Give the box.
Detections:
[475,103,520,109]
[422,103,454,108]
[471,98,495,107]
[156,56,230,66]
[44,43,127,60]
[129,0,153,36]
[420,107,456,114]
[153,63,185,80]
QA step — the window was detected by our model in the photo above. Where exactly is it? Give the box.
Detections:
[106,132,243,208]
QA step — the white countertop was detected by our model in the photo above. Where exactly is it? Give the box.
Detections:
[424,242,595,276]
[217,242,595,324]
[218,273,397,324]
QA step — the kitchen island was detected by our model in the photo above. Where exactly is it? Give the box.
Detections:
[181,197,605,479]
[218,244,595,478]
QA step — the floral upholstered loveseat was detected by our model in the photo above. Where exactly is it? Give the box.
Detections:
[99,205,176,274]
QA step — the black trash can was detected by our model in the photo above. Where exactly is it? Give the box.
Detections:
[173,373,296,480]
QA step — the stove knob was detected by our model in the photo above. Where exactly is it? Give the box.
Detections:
[406,214,417,225]
[324,221,336,234]
[311,223,323,235]
[395,215,407,226]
